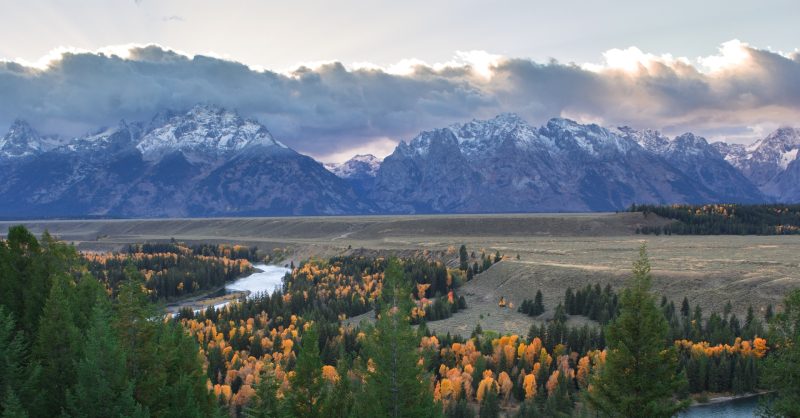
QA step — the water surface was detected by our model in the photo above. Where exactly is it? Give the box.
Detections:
[680,395,759,417]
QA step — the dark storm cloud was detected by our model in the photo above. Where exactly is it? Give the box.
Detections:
[1,42,799,158]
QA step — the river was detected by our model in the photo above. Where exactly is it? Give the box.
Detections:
[188,263,291,313]
[225,263,290,295]
[680,395,760,417]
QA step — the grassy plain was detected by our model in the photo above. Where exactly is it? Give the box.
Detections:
[3,212,798,336]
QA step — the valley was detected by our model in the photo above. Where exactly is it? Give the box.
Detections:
[5,211,798,327]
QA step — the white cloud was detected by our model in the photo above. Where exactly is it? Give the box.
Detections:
[698,40,752,73]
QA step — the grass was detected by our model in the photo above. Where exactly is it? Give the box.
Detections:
[4,213,799,336]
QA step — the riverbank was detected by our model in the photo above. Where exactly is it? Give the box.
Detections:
[693,391,765,406]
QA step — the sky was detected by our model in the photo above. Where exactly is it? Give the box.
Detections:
[1,0,799,162]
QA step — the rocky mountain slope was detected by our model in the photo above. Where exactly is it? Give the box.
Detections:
[713,127,800,202]
[1,108,794,218]
[370,114,765,213]
[0,105,368,217]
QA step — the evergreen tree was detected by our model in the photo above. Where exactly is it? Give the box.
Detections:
[286,324,324,417]
[459,245,469,271]
[114,267,164,410]
[0,226,43,339]
[65,300,145,418]
[533,290,544,316]
[586,245,689,418]
[479,389,500,418]
[244,367,281,418]
[116,268,216,418]
[759,289,800,417]
[153,322,217,418]
[680,297,690,318]
[320,358,354,417]
[0,310,35,418]
[33,275,82,417]
[354,259,438,418]
[1,389,27,418]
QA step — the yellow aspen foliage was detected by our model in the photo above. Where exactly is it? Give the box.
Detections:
[523,373,536,399]
[576,356,591,388]
[281,339,294,356]
[498,371,513,402]
[503,344,515,368]
[321,365,339,383]
[546,370,560,396]
[476,377,498,403]
[753,337,767,358]
[220,384,233,401]
[439,378,454,401]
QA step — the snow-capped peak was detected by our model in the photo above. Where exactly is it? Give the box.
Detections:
[0,119,65,158]
[744,127,800,169]
[615,126,670,154]
[136,104,288,161]
[326,154,383,179]
[441,113,545,156]
[541,117,638,155]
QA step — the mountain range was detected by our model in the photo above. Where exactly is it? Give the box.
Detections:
[1,104,797,218]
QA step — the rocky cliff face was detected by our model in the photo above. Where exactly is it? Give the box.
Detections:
[713,127,800,201]
[370,114,765,213]
[0,105,368,217]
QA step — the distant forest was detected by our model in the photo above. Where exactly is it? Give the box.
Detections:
[630,203,800,235]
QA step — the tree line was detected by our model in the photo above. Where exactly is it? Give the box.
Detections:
[85,241,257,302]
[630,203,800,235]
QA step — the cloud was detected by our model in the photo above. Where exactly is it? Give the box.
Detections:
[1,41,799,162]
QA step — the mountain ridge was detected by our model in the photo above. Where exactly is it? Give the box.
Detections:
[1,107,797,218]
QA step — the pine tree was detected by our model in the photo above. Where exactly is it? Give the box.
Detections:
[0,309,35,418]
[114,266,164,409]
[479,388,500,418]
[320,357,354,417]
[354,259,438,418]
[65,300,145,418]
[0,227,40,335]
[244,367,281,418]
[759,289,800,417]
[0,309,30,414]
[680,297,690,318]
[459,245,469,271]
[286,324,324,417]
[33,275,82,417]
[1,389,27,418]
[154,322,217,418]
[586,245,689,418]
[533,290,544,316]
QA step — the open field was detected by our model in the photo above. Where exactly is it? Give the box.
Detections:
[3,213,799,336]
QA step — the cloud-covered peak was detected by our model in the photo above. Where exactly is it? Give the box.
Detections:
[2,41,800,160]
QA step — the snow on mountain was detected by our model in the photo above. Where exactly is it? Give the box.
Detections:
[372,114,758,213]
[136,105,288,161]
[616,126,671,154]
[713,127,800,200]
[325,154,382,179]
[1,107,795,218]
[0,120,65,158]
[0,105,365,217]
